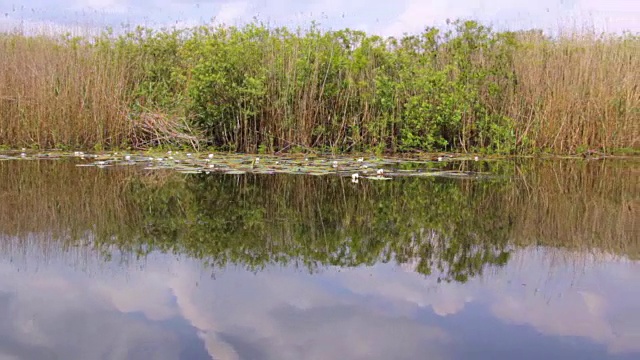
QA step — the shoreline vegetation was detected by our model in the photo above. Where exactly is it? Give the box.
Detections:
[1,20,638,154]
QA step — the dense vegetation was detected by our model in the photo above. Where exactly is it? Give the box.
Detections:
[1,159,637,281]
[1,20,638,153]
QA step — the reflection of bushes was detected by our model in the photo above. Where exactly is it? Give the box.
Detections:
[0,159,637,282]
[120,173,512,282]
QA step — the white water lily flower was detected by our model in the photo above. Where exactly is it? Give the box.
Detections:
[208,154,214,159]
[124,155,131,161]
[437,156,443,162]
[332,161,338,168]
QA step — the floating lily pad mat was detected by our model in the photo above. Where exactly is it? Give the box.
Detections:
[1,151,499,180]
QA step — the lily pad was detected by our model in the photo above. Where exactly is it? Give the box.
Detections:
[0,150,499,182]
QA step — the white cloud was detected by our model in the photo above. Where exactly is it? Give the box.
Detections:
[381,0,460,36]
[2,0,638,36]
[487,249,640,354]
[0,262,183,359]
[213,1,249,25]
[164,264,452,360]
[0,15,100,35]
[334,263,476,317]
[71,0,129,13]
[0,253,454,360]
[380,0,640,36]
[567,0,640,33]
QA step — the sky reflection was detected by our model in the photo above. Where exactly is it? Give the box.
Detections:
[0,247,639,360]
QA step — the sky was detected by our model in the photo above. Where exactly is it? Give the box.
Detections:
[0,0,639,36]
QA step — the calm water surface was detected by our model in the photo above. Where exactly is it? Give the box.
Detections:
[0,158,638,360]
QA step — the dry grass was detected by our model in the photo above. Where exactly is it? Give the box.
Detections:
[509,31,640,152]
[0,33,134,149]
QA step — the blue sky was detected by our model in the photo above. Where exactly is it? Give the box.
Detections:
[1,0,639,35]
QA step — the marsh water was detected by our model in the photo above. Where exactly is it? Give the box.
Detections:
[0,156,638,360]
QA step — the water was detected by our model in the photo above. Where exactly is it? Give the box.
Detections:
[0,158,638,360]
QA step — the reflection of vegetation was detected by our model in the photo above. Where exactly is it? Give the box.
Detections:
[507,159,639,255]
[121,172,513,282]
[0,159,638,283]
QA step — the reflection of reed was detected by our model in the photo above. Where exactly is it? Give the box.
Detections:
[0,160,135,246]
[508,160,639,259]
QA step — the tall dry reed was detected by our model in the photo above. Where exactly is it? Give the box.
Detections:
[0,33,134,149]
[509,30,640,152]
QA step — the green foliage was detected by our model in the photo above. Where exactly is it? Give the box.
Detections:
[96,20,522,153]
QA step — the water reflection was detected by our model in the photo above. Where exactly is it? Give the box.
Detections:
[0,158,638,359]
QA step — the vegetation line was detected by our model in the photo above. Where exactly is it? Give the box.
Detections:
[0,20,638,154]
